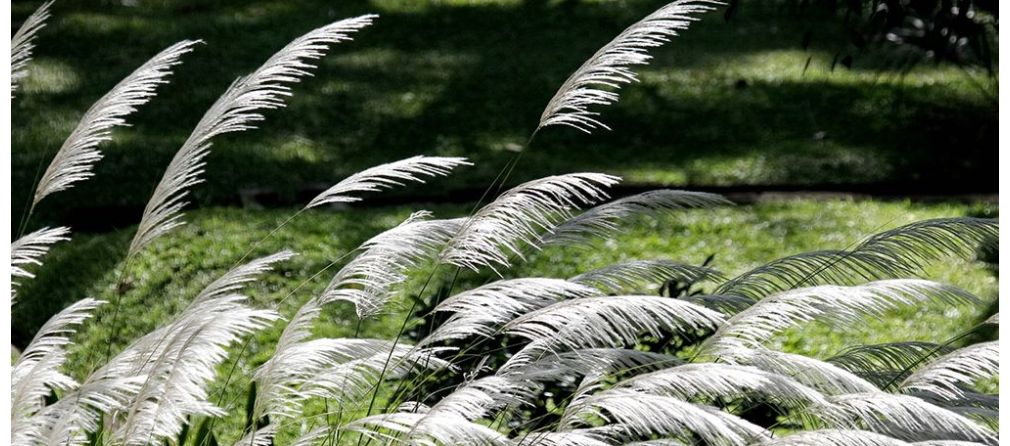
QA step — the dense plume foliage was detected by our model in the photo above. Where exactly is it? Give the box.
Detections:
[10,1,998,446]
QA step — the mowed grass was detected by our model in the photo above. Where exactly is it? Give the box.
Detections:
[12,0,997,228]
[11,199,997,441]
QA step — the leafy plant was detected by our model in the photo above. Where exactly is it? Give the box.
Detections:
[10,1,998,446]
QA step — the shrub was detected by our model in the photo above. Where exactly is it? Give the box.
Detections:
[11,1,998,446]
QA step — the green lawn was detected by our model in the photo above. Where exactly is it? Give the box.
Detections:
[12,0,997,228]
[10,1,998,442]
[12,198,997,442]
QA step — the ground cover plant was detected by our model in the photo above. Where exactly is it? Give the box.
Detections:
[10,1,998,446]
[11,0,997,229]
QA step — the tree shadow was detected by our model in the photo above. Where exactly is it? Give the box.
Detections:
[12,0,996,231]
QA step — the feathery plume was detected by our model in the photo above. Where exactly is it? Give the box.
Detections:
[811,393,997,444]
[718,218,998,299]
[499,347,683,380]
[306,155,472,208]
[348,411,512,446]
[563,390,769,445]
[33,41,198,204]
[421,278,600,345]
[759,429,908,446]
[718,346,881,395]
[899,341,998,401]
[128,15,377,255]
[114,297,279,445]
[504,295,724,350]
[191,249,295,305]
[609,362,827,408]
[11,299,103,442]
[538,0,720,132]
[828,342,952,389]
[702,280,979,353]
[11,0,53,95]
[570,259,723,294]
[11,226,70,300]
[253,338,448,423]
[442,173,621,272]
[323,212,463,318]
[544,190,730,245]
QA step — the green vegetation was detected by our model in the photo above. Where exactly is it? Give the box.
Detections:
[10,1,998,443]
[13,199,997,442]
[12,0,996,228]
[15,199,996,365]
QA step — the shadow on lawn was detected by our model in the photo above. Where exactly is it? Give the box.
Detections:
[12,0,997,231]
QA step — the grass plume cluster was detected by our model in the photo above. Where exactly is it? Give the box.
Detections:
[11,2,998,446]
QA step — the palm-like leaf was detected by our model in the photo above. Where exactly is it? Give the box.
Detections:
[306,155,471,208]
[33,40,197,204]
[128,15,376,255]
[537,0,719,132]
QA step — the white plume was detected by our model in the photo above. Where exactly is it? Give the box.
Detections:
[570,259,723,294]
[11,298,103,443]
[810,393,997,445]
[717,346,881,395]
[441,173,621,272]
[128,15,377,255]
[563,389,769,445]
[11,226,70,302]
[759,429,909,446]
[348,411,512,446]
[718,218,998,299]
[702,280,979,353]
[253,338,448,422]
[322,212,463,318]
[899,341,998,401]
[504,295,724,350]
[609,362,827,408]
[498,347,683,381]
[191,249,295,305]
[543,190,730,245]
[306,155,472,208]
[33,40,197,204]
[114,297,279,445]
[828,342,951,389]
[422,278,600,345]
[11,0,53,95]
[538,0,720,132]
